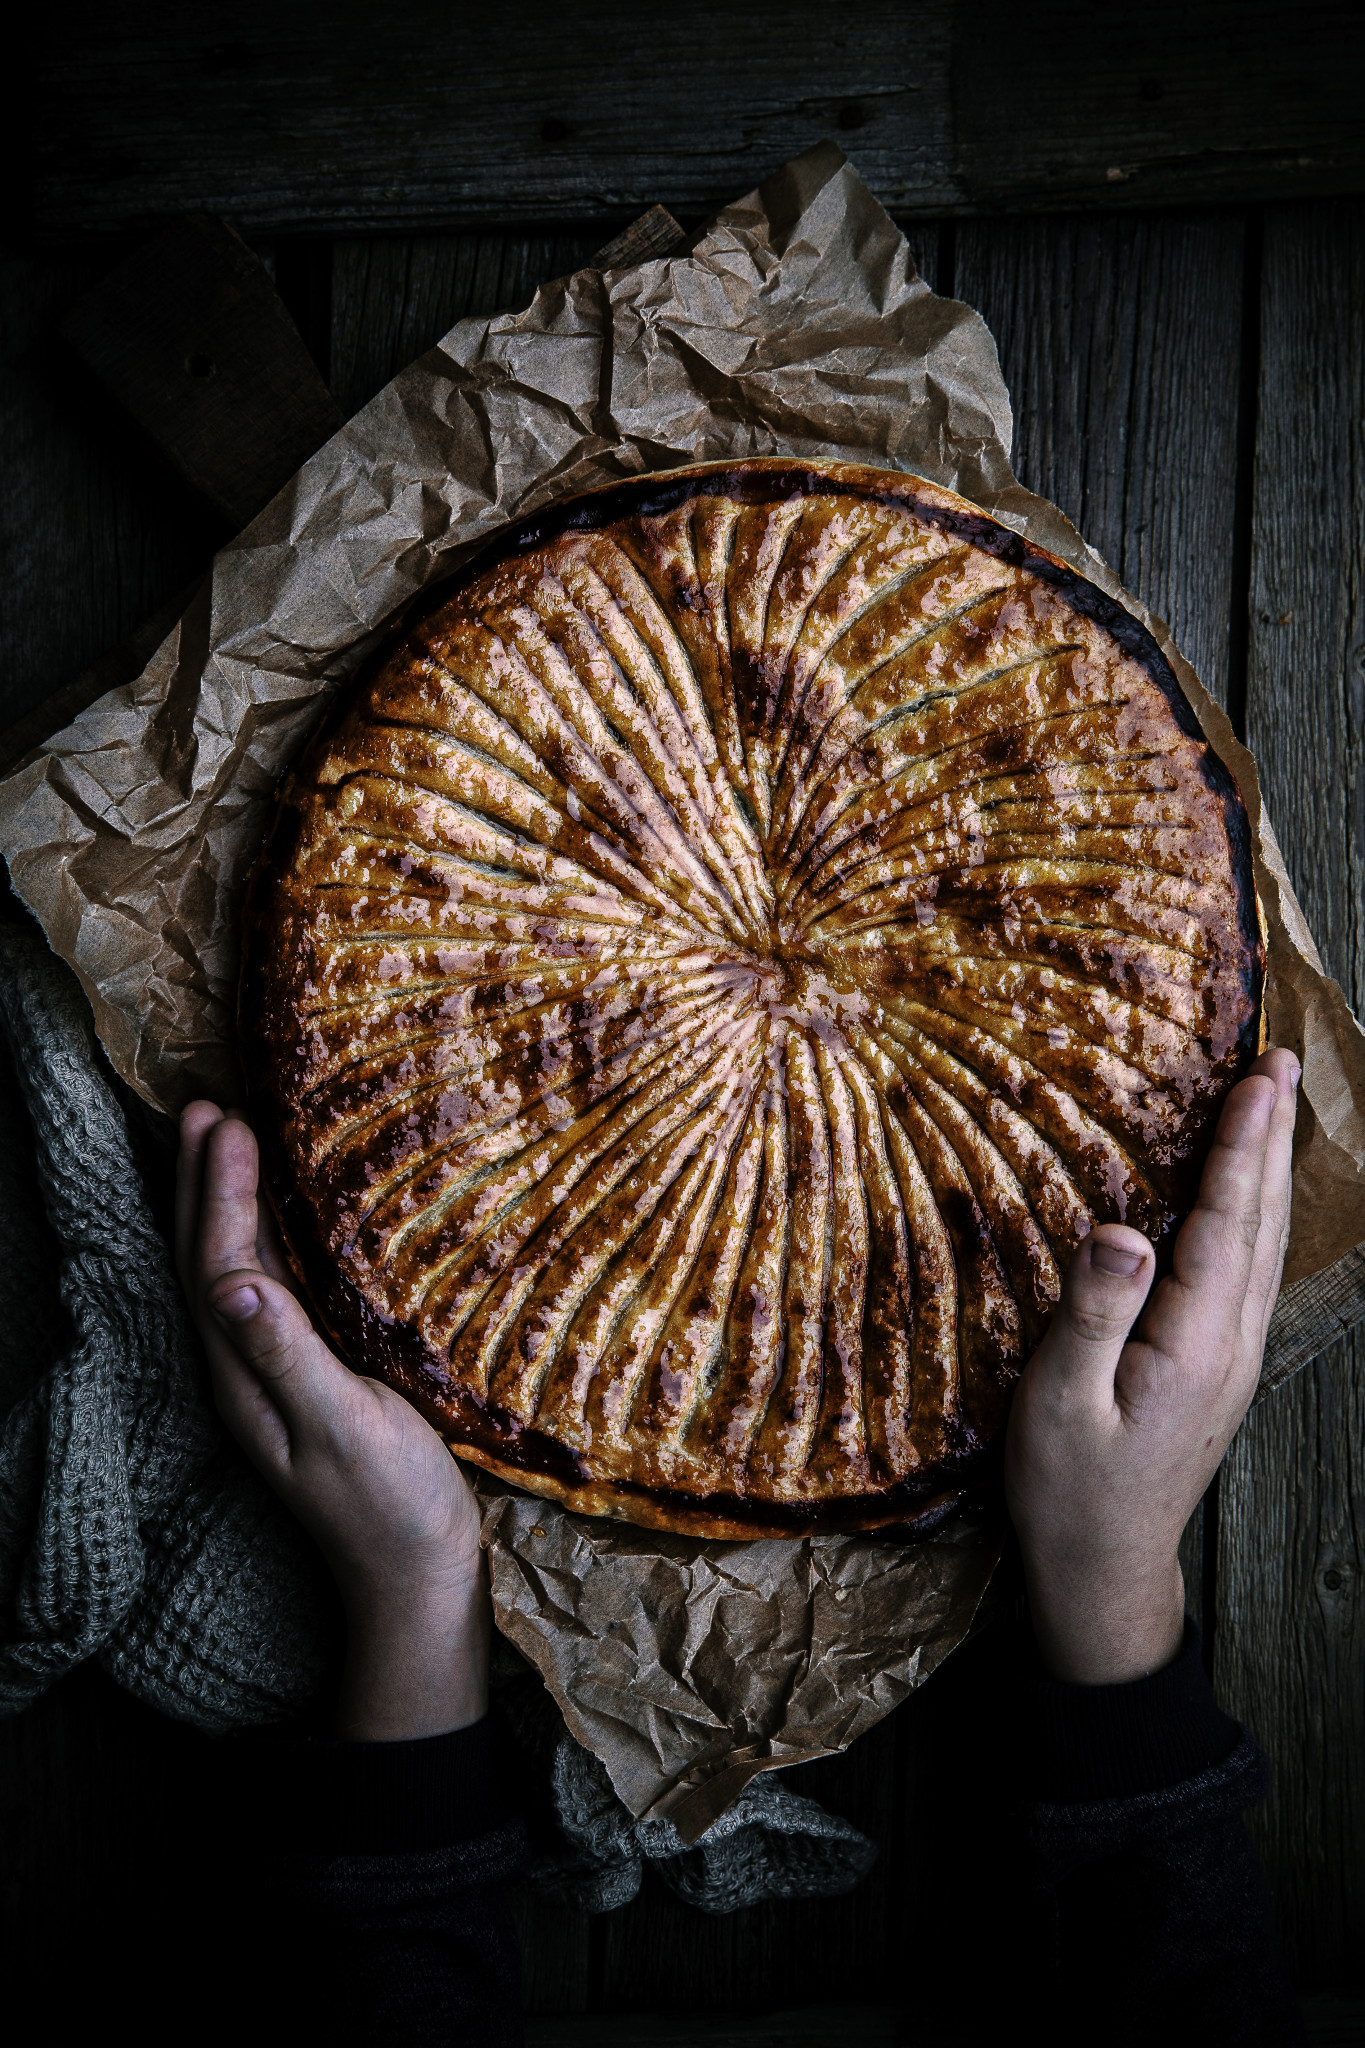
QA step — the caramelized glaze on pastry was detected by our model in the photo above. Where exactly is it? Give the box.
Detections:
[241,460,1264,1537]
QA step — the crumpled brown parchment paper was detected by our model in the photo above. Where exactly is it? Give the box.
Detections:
[2,142,1362,1834]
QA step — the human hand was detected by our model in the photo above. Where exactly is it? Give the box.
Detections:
[1004,1047,1300,1685]
[176,1103,489,1739]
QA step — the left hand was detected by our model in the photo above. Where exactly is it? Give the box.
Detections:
[1004,1047,1299,1686]
[176,1102,490,1740]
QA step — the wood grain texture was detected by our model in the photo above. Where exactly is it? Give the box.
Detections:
[1218,1341,1365,1985]
[589,207,688,271]
[30,4,1365,240]
[526,1991,1365,2045]
[0,1667,253,2031]
[951,5,1365,217]
[1217,196,1365,1986]
[526,2007,913,2047]
[954,210,1246,703]
[511,1889,593,2015]
[1261,1247,1365,1398]
[32,2,955,238]
[0,255,224,735]
[57,214,338,528]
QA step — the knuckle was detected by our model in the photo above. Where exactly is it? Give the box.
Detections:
[1063,1299,1132,1345]
[1234,1206,1263,1252]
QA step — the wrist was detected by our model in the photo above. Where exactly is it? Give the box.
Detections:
[1023,1546,1185,1686]
[335,1568,491,1741]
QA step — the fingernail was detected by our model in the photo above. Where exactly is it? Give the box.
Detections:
[1288,1059,1301,1089]
[1089,1242,1145,1277]
[213,1284,261,1323]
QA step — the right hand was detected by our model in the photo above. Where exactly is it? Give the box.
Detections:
[1004,1048,1299,1686]
[176,1101,490,1740]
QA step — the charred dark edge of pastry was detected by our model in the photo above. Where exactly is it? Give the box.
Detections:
[239,458,1266,1536]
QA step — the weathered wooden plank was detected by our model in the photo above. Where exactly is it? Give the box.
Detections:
[3,212,683,769]
[523,1990,1365,2039]
[904,229,940,298]
[0,254,223,735]
[951,6,1365,217]
[511,1887,593,2016]
[1261,1245,1365,1399]
[0,1664,242,2028]
[1299,1991,1365,2043]
[1219,1342,1365,1984]
[526,2006,914,2048]
[30,4,1365,241]
[522,1992,1365,2044]
[590,208,688,272]
[954,209,1247,703]
[1216,195,1365,1986]
[34,2,954,239]
[57,215,338,528]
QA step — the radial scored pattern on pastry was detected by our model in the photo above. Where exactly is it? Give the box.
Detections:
[241,459,1264,1538]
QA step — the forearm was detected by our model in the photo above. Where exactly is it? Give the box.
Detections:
[1021,1543,1185,1686]
[1020,1622,1303,2045]
[250,1715,526,2048]
[335,1570,491,1741]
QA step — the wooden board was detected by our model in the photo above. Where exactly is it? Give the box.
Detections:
[1215,196,1365,1987]
[523,1996,1365,2048]
[29,4,1365,240]
[2,188,1363,2019]
[58,215,338,528]
[0,254,224,735]
[591,1714,904,2015]
[1261,1246,1365,1399]
[525,2007,917,2047]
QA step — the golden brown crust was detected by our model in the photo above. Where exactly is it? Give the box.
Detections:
[241,459,1264,1538]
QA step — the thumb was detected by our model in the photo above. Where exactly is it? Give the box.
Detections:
[1029,1225,1157,1401]
[207,1268,352,1439]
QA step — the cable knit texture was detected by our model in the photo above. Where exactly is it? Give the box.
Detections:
[0,920,876,1912]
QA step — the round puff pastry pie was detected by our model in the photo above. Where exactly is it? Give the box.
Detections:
[241,459,1264,1538]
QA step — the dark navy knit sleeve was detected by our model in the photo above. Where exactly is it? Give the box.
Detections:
[1021,1623,1303,2047]
[255,1713,526,2047]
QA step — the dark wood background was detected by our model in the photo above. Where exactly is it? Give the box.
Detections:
[2,6,1363,2035]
